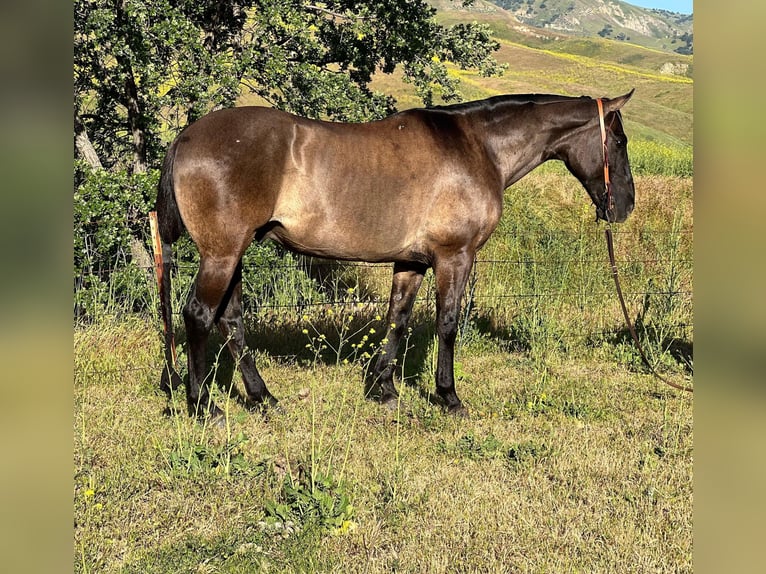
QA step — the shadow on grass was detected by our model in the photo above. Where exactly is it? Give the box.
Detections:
[609,324,693,376]
[157,287,692,416]
[160,303,445,411]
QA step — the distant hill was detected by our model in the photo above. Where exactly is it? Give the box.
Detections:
[487,0,692,54]
[240,1,693,145]
[370,1,694,146]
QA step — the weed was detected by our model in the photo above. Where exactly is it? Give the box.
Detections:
[300,297,381,367]
[437,432,507,460]
[157,431,261,479]
[505,441,553,470]
[261,471,356,537]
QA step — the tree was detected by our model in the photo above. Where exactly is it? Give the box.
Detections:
[73,0,503,317]
[74,0,503,173]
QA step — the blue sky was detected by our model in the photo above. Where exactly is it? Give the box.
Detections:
[626,1,693,14]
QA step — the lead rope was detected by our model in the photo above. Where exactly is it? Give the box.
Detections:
[596,99,693,394]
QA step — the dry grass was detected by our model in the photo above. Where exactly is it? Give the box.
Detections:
[75,309,692,572]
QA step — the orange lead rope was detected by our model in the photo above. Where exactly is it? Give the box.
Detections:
[596,99,693,393]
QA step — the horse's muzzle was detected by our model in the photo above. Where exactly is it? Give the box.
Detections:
[597,202,632,223]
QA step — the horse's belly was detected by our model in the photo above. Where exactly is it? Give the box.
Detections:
[268,214,417,262]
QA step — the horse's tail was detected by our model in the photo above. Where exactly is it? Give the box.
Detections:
[156,137,185,244]
[156,137,184,393]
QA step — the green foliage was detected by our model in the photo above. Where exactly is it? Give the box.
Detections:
[159,431,260,478]
[263,472,355,537]
[504,440,553,470]
[240,244,322,311]
[436,432,553,470]
[73,162,158,317]
[499,389,609,421]
[437,432,507,459]
[74,0,503,171]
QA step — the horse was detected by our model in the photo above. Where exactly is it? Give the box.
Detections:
[155,90,635,422]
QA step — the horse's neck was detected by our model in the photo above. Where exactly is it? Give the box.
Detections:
[478,102,580,189]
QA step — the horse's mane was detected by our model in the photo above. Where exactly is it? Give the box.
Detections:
[427,93,591,114]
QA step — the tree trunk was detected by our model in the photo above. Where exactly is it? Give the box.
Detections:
[74,114,103,170]
[115,0,148,174]
[123,67,148,174]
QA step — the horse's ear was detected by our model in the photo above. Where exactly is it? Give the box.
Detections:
[604,88,635,113]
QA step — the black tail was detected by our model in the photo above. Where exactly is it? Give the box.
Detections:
[155,137,185,244]
[156,137,185,394]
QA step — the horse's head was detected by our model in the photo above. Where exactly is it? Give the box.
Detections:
[560,90,635,223]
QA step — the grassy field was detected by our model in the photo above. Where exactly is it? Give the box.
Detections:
[74,171,693,573]
[75,3,693,570]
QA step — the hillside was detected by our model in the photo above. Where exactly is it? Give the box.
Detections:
[234,1,693,144]
[381,0,694,146]
[487,0,692,54]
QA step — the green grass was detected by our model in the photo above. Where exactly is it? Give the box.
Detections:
[74,171,692,572]
[630,140,692,177]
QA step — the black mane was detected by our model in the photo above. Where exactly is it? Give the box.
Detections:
[427,93,591,114]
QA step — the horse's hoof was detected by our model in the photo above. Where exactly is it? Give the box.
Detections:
[159,368,184,394]
[247,396,284,418]
[445,403,469,417]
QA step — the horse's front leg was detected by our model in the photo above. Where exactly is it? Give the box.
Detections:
[432,249,474,414]
[368,262,426,406]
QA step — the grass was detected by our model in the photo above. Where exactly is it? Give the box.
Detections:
[74,317,692,572]
[74,170,692,573]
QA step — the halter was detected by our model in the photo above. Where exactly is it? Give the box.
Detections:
[596,98,614,218]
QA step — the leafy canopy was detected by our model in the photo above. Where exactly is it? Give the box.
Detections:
[74,0,503,171]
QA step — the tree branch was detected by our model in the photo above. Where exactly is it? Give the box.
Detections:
[304,4,370,21]
[115,0,148,174]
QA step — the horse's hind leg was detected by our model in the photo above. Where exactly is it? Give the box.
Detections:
[183,255,239,422]
[368,262,426,406]
[216,261,279,413]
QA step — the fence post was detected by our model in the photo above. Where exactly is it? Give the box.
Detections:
[149,211,177,366]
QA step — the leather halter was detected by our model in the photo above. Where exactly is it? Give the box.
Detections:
[596,98,614,217]
[596,98,693,393]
